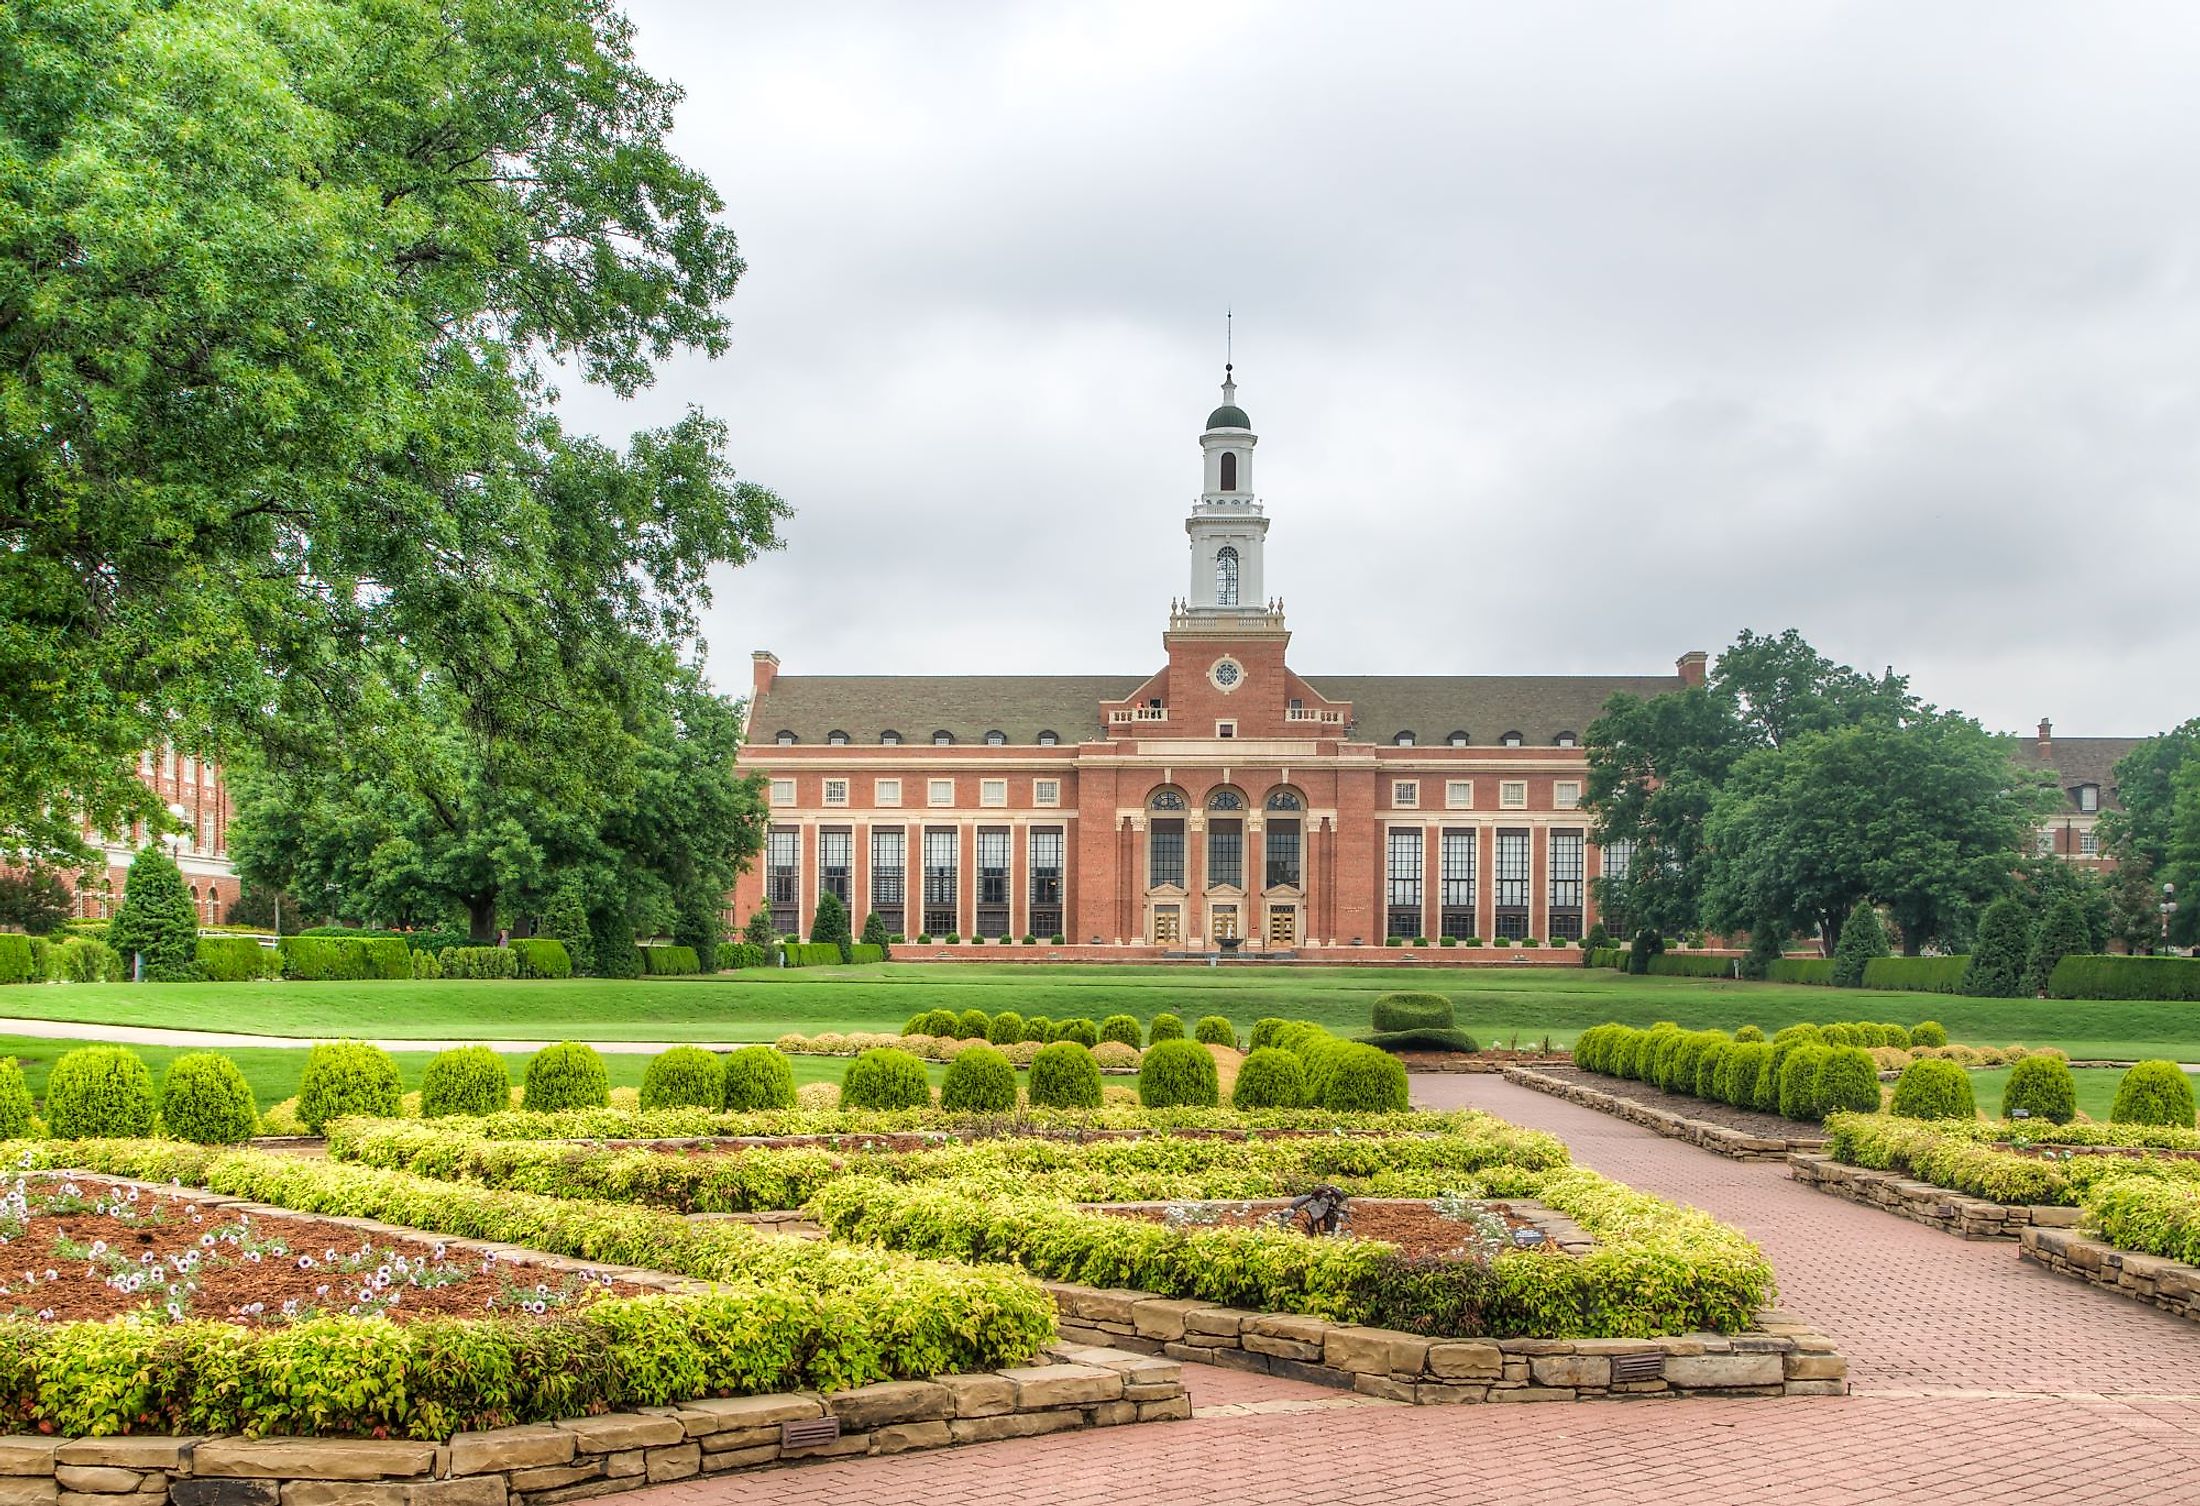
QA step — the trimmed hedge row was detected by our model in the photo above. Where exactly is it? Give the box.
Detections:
[1572,1021,1882,1123]
[779,942,843,969]
[2048,955,2200,1001]
[277,935,411,981]
[1765,958,1834,985]
[194,937,281,981]
[1644,955,1737,979]
[641,944,703,975]
[1860,956,1969,994]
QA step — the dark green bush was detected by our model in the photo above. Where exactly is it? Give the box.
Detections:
[842,1048,933,1110]
[1720,1042,1772,1107]
[1776,1044,1830,1120]
[1363,1027,1480,1053]
[640,1046,725,1111]
[1695,1040,1731,1100]
[2109,1061,2197,1128]
[940,1044,1017,1113]
[1229,1048,1309,1110]
[1831,902,1890,988]
[905,1008,958,1038]
[1960,897,2031,998]
[953,1009,992,1040]
[1815,1047,1882,1117]
[1027,1042,1102,1108]
[419,1046,511,1118]
[0,1059,30,1137]
[1766,958,1834,985]
[194,937,280,981]
[0,936,31,985]
[1248,1018,1293,1051]
[46,1047,156,1137]
[1051,1017,1099,1048]
[986,1011,1026,1045]
[296,1041,403,1132]
[721,1046,797,1110]
[279,936,372,980]
[1193,1015,1237,1047]
[1910,1020,1948,1047]
[1315,1043,1409,1112]
[1645,954,1736,979]
[158,1052,258,1143]
[2048,955,2200,1001]
[1888,1058,1976,1121]
[2001,1055,2077,1124]
[524,1042,610,1112]
[1146,1013,1186,1044]
[1370,992,1455,1033]
[1136,1039,1218,1108]
[1861,957,1968,994]
[1098,1015,1142,1047]
[640,944,703,975]
[2023,897,2093,997]
[440,946,519,980]
[511,938,573,979]
[106,849,200,980]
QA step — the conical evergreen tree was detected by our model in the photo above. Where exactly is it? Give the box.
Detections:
[1830,900,1889,988]
[106,848,201,981]
[538,883,595,976]
[1740,922,1786,980]
[2023,895,2093,997]
[810,889,853,962]
[860,909,892,958]
[1960,896,2032,997]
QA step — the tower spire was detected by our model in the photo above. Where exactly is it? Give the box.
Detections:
[1223,309,1235,403]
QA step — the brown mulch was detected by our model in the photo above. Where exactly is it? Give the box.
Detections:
[0,1176,644,1326]
[1533,1065,1813,1138]
[1098,1198,1556,1260]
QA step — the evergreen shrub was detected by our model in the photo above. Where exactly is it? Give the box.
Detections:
[1371,992,1455,1032]
[1831,902,1890,988]
[441,946,519,979]
[1766,958,1834,985]
[158,1052,257,1143]
[511,938,573,979]
[1229,1048,1308,1109]
[1733,1024,1766,1044]
[1316,1043,1409,1112]
[1815,1047,1882,1116]
[419,1046,510,1118]
[296,1042,403,1132]
[1862,957,1968,994]
[1910,1020,1948,1047]
[1027,1042,1102,1108]
[640,945,702,975]
[940,1045,1017,1113]
[46,1047,156,1137]
[106,850,201,980]
[1098,1015,1142,1048]
[1020,1015,1053,1044]
[1193,1015,1237,1047]
[1777,1044,1830,1120]
[2023,897,2093,997]
[722,1046,797,1111]
[0,1060,31,1138]
[0,936,30,985]
[1720,1042,1771,1107]
[954,1009,992,1040]
[640,1046,724,1111]
[1051,1018,1100,1047]
[2047,955,2200,1001]
[1146,1013,1186,1044]
[987,1011,1027,1045]
[2000,1055,2077,1124]
[1136,1039,1219,1108]
[1248,1018,1293,1051]
[195,937,280,981]
[1888,1058,1976,1121]
[842,1048,932,1110]
[2110,1061,2198,1128]
[524,1043,610,1112]
[1959,897,2031,997]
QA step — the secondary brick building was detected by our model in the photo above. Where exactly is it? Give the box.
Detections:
[731,369,1702,952]
[67,748,240,924]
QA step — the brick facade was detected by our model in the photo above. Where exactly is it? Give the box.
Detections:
[62,748,240,924]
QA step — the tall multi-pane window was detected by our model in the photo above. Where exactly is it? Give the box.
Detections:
[976,827,1011,937]
[1149,819,1186,889]
[1216,546,1239,606]
[1548,830,1584,941]
[1494,829,1531,940]
[1029,827,1064,939]
[1386,828,1424,940]
[818,828,852,906]
[766,827,800,935]
[870,828,905,938]
[1265,821,1301,889]
[922,828,958,938]
[1601,839,1635,885]
[1441,829,1477,938]
[1208,818,1244,889]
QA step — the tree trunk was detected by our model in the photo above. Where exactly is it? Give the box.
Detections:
[467,895,498,943]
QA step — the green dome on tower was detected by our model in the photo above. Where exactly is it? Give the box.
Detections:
[1205,364,1249,430]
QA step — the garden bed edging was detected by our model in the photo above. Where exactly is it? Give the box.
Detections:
[2019,1227,2200,1325]
[1786,1154,2081,1240]
[1502,1068,1825,1161]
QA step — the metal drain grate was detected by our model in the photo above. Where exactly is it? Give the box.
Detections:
[1611,1352,1664,1384]
[781,1416,842,1448]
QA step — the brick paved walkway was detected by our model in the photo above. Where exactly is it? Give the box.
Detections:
[624,1076,2200,1506]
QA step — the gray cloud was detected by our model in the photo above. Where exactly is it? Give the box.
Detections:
[560,0,2200,734]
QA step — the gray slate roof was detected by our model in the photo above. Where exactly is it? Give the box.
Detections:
[1300,674,1687,745]
[2011,736,2144,813]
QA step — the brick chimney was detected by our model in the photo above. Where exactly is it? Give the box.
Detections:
[751,650,781,701]
[1676,650,1709,688]
[2037,717,2052,758]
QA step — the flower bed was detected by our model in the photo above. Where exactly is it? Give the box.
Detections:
[1096,1196,1574,1259]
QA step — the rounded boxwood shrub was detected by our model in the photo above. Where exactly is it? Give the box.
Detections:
[46,1047,157,1139]
[419,1046,510,1118]
[524,1042,610,1112]
[1880,1023,1913,1049]
[1028,1041,1102,1108]
[1910,1020,1949,1048]
[0,1059,31,1139]
[1370,992,1454,1033]
[987,1011,1027,1045]
[723,1046,797,1110]
[1146,1013,1186,1044]
[2110,1060,2198,1128]
[1315,1043,1409,1112]
[953,1009,992,1040]
[158,1052,257,1144]
[1229,1047,1308,1109]
[842,1048,932,1110]
[1020,1014,1054,1044]
[641,1046,725,1111]
[1193,1015,1236,1048]
[1777,1044,1831,1120]
[903,1008,958,1038]
[1889,1057,1976,1121]
[1695,1039,1732,1100]
[2000,1054,2077,1124]
[1098,1015,1143,1048]
[295,1041,402,1133]
[1249,1018,1292,1052]
[1051,1017,1100,1048]
[1137,1038,1219,1108]
[940,1044,1017,1113]
[1815,1046,1882,1116]
[1733,1024,1766,1044]
[1721,1042,1772,1107]
[1771,1023,1824,1046]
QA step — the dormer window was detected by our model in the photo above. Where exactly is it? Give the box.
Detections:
[1037,730,1059,746]
[1555,731,1578,748]
[775,730,797,746]
[1501,731,1523,748]
[1394,731,1415,747]
[984,730,1006,746]
[827,730,849,746]
[1448,731,1470,748]
[932,730,954,746]
[2077,784,2099,813]
[880,730,902,745]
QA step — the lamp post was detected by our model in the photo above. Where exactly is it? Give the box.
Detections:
[2161,882,2179,956]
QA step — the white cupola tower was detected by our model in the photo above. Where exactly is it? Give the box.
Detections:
[1183,365,1268,613]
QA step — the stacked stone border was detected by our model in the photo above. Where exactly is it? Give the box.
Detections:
[1786,1153,2080,1241]
[1502,1067,1826,1161]
[1047,1284,1845,1403]
[2019,1227,2200,1326]
[0,1345,1187,1506]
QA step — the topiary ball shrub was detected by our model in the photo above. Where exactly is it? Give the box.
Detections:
[1098,1015,1143,1048]
[1028,1041,1103,1108]
[940,1044,1017,1113]
[1720,1042,1772,1107]
[1052,1017,1100,1048]
[419,1046,510,1118]
[1889,1057,1977,1121]
[640,1046,725,1112]
[1815,1046,1883,1116]
[1021,1014,1054,1044]
[295,1041,402,1133]
[1910,1020,1948,1048]
[2109,1061,2198,1128]
[1880,1023,1913,1049]
[1371,992,1455,1033]
[1695,1039,1732,1100]
[953,1009,992,1040]
[722,1046,797,1111]
[1146,1013,1186,1044]
[987,1011,1027,1045]
[46,1047,157,1139]
[1733,1024,1766,1044]
[1193,1015,1237,1048]
[2001,1054,2078,1124]
[524,1042,610,1113]
[1316,1043,1410,1113]
[1137,1039,1219,1108]
[158,1052,258,1144]
[842,1048,933,1110]
[913,1008,958,1037]
[1777,1044,1831,1120]
[0,1059,31,1139]
[1249,1018,1292,1052]
[1229,1047,1309,1110]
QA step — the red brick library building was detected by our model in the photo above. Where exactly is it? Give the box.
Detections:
[731,369,1704,954]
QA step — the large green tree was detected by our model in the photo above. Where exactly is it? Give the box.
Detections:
[1,0,782,864]
[2102,720,2200,948]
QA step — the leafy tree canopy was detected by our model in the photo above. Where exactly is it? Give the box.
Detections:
[2102,720,2200,948]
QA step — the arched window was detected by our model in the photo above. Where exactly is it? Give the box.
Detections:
[1149,789,1187,811]
[827,730,849,746]
[1394,731,1415,747]
[1207,788,1245,811]
[1448,730,1470,747]
[1219,451,1238,491]
[1500,730,1523,747]
[1215,546,1240,606]
[932,730,955,746]
[1265,790,1303,812]
[1555,731,1578,748]
[1037,730,1059,746]
[774,730,797,746]
[880,730,902,745]
[984,730,1006,746]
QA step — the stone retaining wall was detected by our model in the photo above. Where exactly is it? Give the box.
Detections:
[0,1345,1187,1506]
[1502,1068,1825,1161]
[1787,1154,2081,1239]
[2019,1227,2200,1324]
[1046,1284,1844,1403]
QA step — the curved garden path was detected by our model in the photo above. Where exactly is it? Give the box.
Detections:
[624,1072,2200,1506]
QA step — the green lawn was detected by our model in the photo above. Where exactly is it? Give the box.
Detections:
[2,964,2197,1061]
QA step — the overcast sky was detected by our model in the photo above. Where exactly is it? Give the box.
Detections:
[562,1,2200,736]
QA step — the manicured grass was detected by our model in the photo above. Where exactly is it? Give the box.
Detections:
[1963,1064,2197,1124]
[3,964,2197,1061]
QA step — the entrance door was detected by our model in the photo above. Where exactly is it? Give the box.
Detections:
[1267,906,1296,946]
